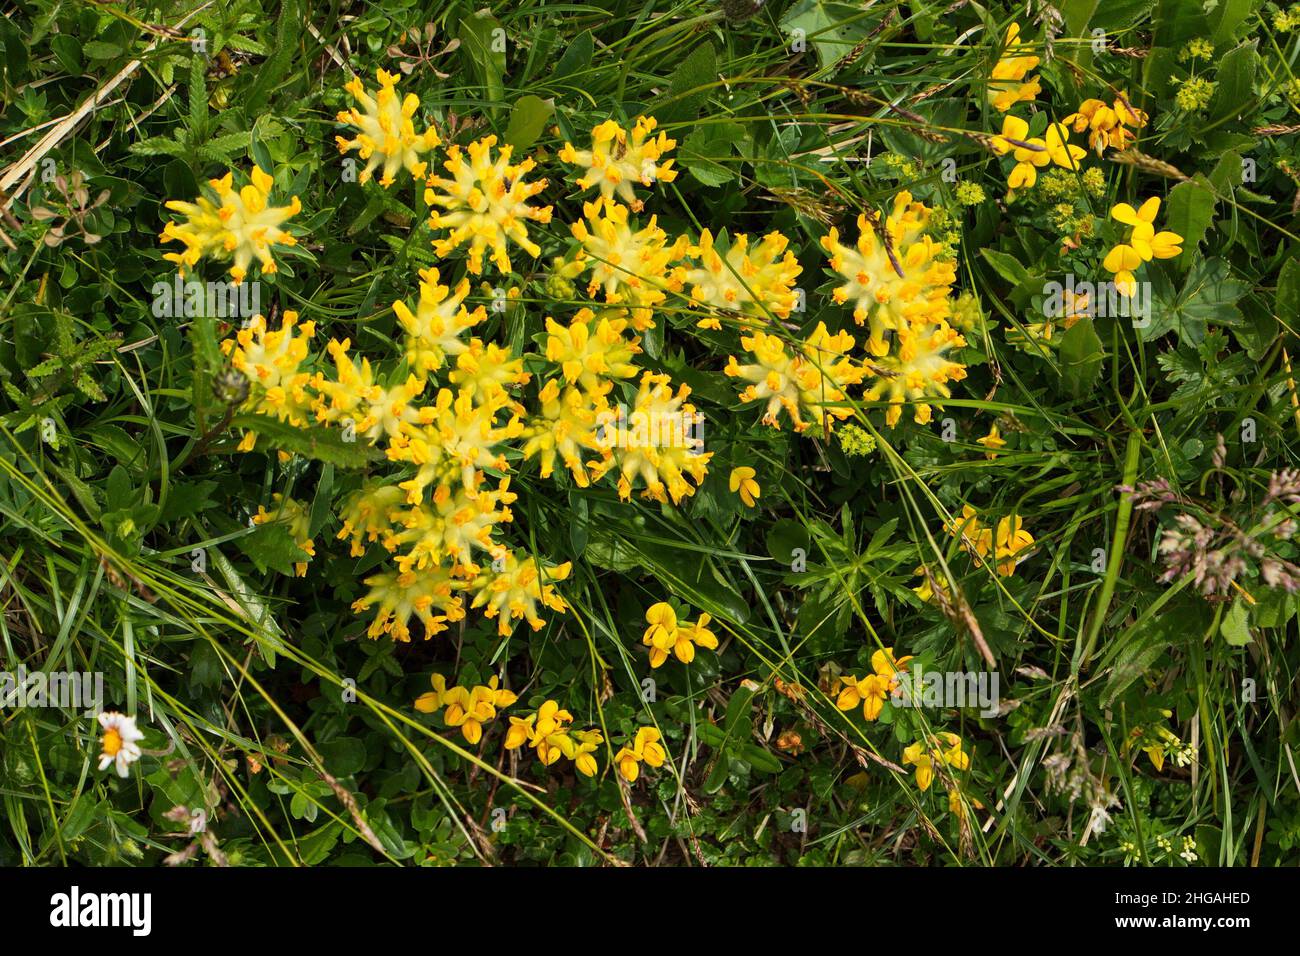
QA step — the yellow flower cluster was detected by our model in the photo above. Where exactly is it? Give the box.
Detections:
[558,117,678,212]
[221,311,317,444]
[415,673,517,744]
[836,647,912,721]
[987,23,1040,112]
[947,505,1035,577]
[1064,93,1148,154]
[425,135,553,274]
[505,700,604,777]
[903,732,970,796]
[681,230,803,329]
[1102,198,1183,296]
[392,268,486,377]
[816,191,969,427]
[821,192,957,355]
[569,197,686,329]
[160,167,301,283]
[614,726,666,781]
[335,68,441,187]
[590,372,712,504]
[641,602,719,668]
[991,117,1085,191]
[725,323,865,432]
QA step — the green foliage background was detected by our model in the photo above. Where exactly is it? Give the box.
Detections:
[1,0,1299,866]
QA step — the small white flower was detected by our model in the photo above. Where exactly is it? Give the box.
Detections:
[96,712,145,777]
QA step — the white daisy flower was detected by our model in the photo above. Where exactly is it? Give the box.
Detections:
[97,712,145,777]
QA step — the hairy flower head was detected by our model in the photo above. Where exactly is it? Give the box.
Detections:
[725,323,865,433]
[570,197,687,329]
[425,135,552,274]
[392,268,487,378]
[681,230,802,329]
[335,68,440,187]
[161,166,300,283]
[820,192,956,356]
[558,116,677,211]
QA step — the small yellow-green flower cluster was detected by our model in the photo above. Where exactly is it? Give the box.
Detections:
[1175,77,1217,113]
[1274,5,1300,31]
[837,423,877,457]
[160,167,301,283]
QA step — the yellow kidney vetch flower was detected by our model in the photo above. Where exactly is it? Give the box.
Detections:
[351,564,466,641]
[615,726,666,782]
[448,339,531,411]
[863,318,968,428]
[383,479,516,573]
[641,602,719,667]
[221,311,317,448]
[990,116,1085,191]
[836,647,912,721]
[729,466,760,507]
[544,307,643,392]
[589,371,712,504]
[467,551,572,636]
[424,134,553,274]
[1102,198,1184,296]
[520,380,609,486]
[558,116,678,211]
[820,192,957,356]
[311,338,430,447]
[337,482,407,557]
[161,166,301,283]
[680,230,802,329]
[335,68,441,187]
[252,494,316,576]
[392,267,487,378]
[987,22,1041,112]
[725,324,866,433]
[903,732,970,791]
[569,197,687,329]
[386,388,523,503]
[1064,93,1148,154]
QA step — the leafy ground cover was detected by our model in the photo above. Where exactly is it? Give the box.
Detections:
[1,0,1299,867]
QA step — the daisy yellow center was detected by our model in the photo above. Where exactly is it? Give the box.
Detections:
[102,728,123,757]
